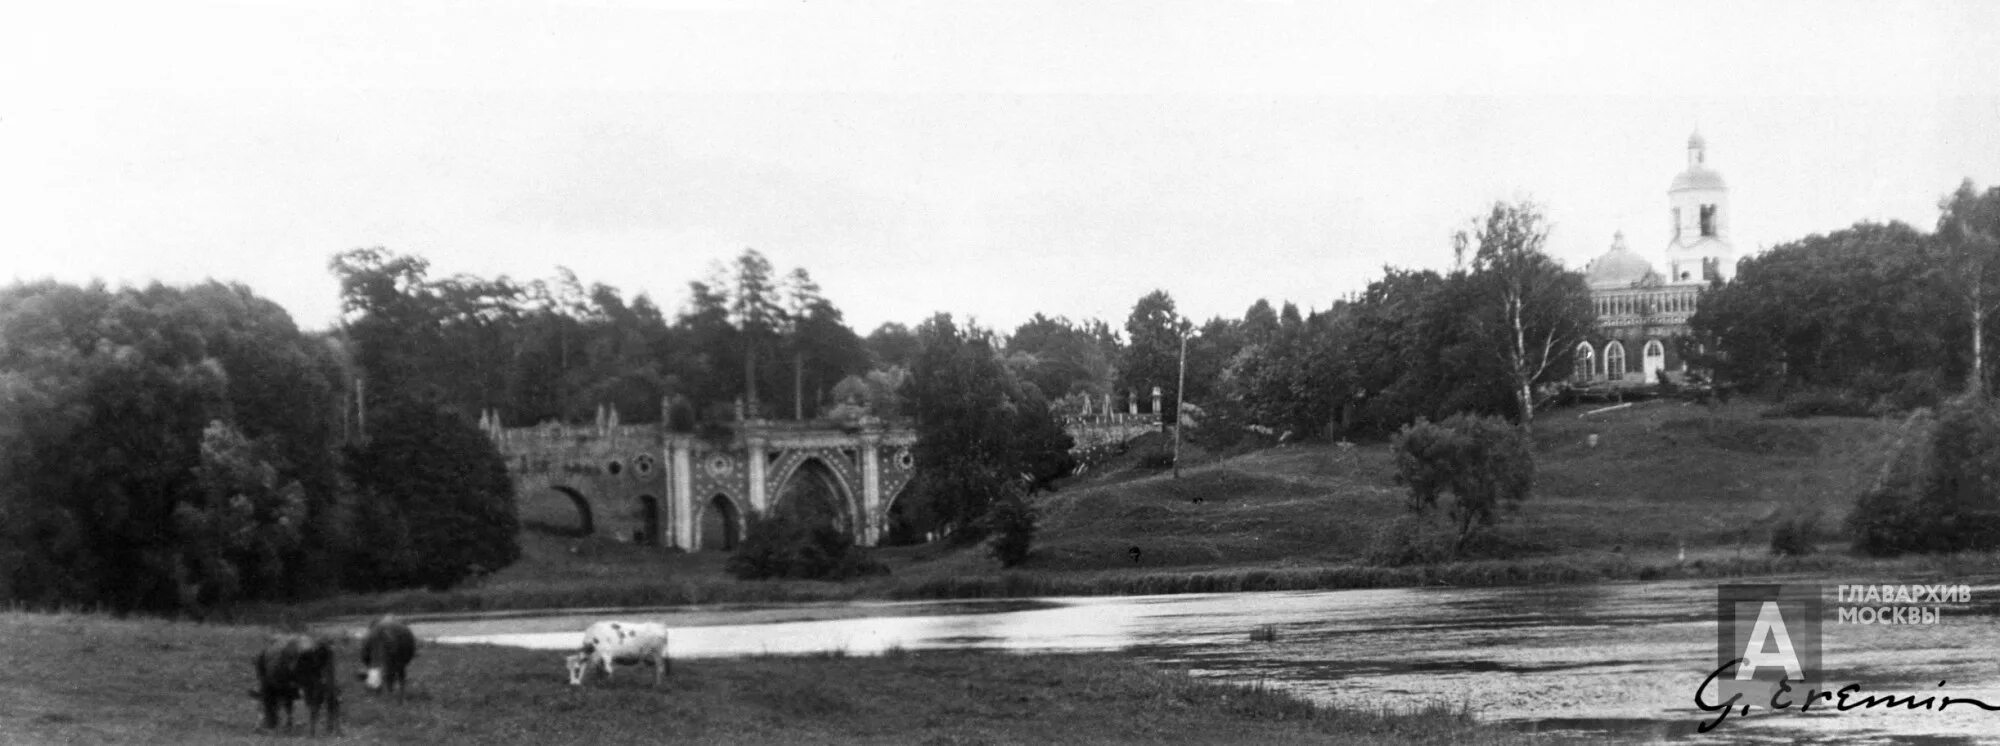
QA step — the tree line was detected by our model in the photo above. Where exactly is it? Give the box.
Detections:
[11,178,1997,611]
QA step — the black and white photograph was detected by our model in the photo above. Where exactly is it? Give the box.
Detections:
[5,1,2000,743]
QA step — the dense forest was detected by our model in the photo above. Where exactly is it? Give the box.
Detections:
[6,183,2000,612]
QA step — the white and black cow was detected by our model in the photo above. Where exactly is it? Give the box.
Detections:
[253,634,341,736]
[357,614,418,696]
[564,620,670,687]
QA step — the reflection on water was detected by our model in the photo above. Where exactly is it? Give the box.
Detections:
[411,580,2000,744]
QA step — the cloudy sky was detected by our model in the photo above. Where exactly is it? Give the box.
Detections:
[5,1,1999,335]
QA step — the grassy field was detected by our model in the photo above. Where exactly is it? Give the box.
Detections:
[0,611,1528,745]
[269,398,2000,620]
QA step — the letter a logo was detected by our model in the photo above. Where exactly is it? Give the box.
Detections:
[1717,585,1821,705]
[1735,601,1803,680]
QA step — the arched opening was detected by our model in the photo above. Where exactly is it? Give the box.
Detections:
[879,488,926,546]
[1573,341,1596,382]
[522,485,595,537]
[1605,341,1627,382]
[772,458,852,538]
[1642,340,1666,384]
[699,494,741,552]
[636,495,660,546]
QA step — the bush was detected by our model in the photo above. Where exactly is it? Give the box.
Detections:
[1852,370,1944,414]
[1363,514,1457,567]
[1848,396,2000,556]
[986,494,1037,568]
[1390,413,1534,555]
[1762,389,1872,419]
[1768,511,1820,557]
[726,513,887,581]
[1136,450,1176,470]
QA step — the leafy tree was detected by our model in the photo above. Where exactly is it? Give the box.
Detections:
[0,280,347,612]
[1935,180,2000,394]
[1390,413,1535,554]
[1119,290,1190,428]
[1011,383,1077,493]
[1849,395,2000,555]
[905,314,1071,542]
[986,492,1037,567]
[172,421,308,609]
[343,397,519,590]
[1690,221,1950,398]
[865,322,922,369]
[1241,299,1280,348]
[1005,314,1120,400]
[1454,201,1595,431]
[906,315,1019,540]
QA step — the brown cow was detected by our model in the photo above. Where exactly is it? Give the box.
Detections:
[357,615,418,696]
[253,634,341,736]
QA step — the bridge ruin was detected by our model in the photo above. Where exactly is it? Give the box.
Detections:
[485,411,917,550]
[484,395,1162,551]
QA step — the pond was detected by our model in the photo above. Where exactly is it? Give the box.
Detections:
[391,579,2000,744]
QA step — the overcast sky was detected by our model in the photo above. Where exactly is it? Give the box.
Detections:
[5,1,1999,335]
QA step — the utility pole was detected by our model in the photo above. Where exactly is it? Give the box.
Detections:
[1173,318,1187,479]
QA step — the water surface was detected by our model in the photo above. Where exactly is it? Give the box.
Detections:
[403,579,2000,744]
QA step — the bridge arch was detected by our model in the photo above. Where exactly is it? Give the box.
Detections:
[541,485,594,536]
[771,456,856,537]
[879,483,924,546]
[698,494,743,551]
[636,494,661,545]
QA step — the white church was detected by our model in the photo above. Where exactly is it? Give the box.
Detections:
[1573,131,1739,387]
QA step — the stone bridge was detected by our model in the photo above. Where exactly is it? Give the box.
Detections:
[485,414,916,551]
[484,403,1162,551]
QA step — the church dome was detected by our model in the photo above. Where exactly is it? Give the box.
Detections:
[1671,166,1727,192]
[1584,232,1658,289]
[1671,129,1726,192]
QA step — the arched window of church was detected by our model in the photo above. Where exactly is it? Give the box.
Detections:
[1644,339,1665,366]
[1573,342,1595,382]
[1672,207,1682,241]
[1606,341,1626,381]
[1699,205,1717,237]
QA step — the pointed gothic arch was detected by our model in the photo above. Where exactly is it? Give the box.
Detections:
[698,494,742,551]
[771,456,855,537]
[1573,341,1596,382]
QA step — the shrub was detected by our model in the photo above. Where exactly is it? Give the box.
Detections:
[986,494,1037,568]
[1848,396,2000,556]
[726,513,887,581]
[1136,450,1176,470]
[1363,514,1457,567]
[1390,413,1534,555]
[1762,389,1872,419]
[1768,511,1820,557]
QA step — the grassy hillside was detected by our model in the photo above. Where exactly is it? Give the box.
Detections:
[943,398,1897,573]
[0,611,1518,745]
[271,398,2000,619]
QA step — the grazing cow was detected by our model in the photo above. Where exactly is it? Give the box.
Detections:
[564,621,670,687]
[253,634,341,736]
[357,615,418,696]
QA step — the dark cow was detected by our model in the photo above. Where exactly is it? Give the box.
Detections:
[253,634,341,736]
[358,615,418,696]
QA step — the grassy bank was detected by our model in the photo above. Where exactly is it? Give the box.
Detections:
[267,398,2000,620]
[0,611,1525,745]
